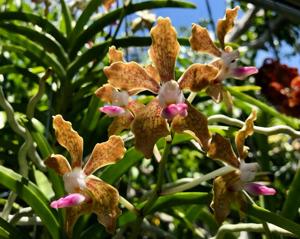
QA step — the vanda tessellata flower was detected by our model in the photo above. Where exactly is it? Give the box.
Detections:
[207,110,276,223]
[180,6,258,105]
[96,18,220,158]
[45,115,125,237]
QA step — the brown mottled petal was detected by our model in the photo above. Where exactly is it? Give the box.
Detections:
[235,110,257,160]
[207,134,239,168]
[53,115,83,168]
[65,194,92,238]
[206,84,224,103]
[179,64,219,92]
[145,64,161,83]
[86,176,121,234]
[131,99,170,158]
[149,17,180,82]
[217,7,239,49]
[108,111,134,136]
[211,176,232,224]
[222,89,233,113]
[210,59,224,70]
[95,84,116,103]
[171,102,210,151]
[44,154,71,175]
[127,100,145,116]
[108,46,124,64]
[211,171,240,224]
[104,62,160,93]
[189,24,221,57]
[83,136,125,175]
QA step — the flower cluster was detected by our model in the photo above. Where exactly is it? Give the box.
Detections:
[46,6,276,236]
[255,58,300,117]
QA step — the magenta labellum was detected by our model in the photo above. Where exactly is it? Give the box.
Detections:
[50,193,86,209]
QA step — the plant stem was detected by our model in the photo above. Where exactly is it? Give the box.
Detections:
[130,138,172,238]
[227,87,299,128]
[212,223,296,239]
[281,165,300,219]
[1,192,17,220]
[208,114,300,138]
[246,204,300,237]
[142,138,172,215]
[162,165,235,195]
[187,92,197,103]
[119,196,138,215]
[26,68,52,120]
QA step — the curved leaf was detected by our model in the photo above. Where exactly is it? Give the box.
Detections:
[60,0,73,37]
[0,11,67,48]
[227,87,300,128]
[69,0,196,57]
[0,65,40,83]
[1,42,66,80]
[0,165,62,239]
[0,217,30,239]
[100,147,144,185]
[247,204,300,237]
[0,23,68,66]
[147,192,211,214]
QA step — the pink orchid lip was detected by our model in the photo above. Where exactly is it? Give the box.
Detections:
[99,105,125,117]
[232,66,258,79]
[161,103,188,120]
[50,193,86,209]
[244,182,276,196]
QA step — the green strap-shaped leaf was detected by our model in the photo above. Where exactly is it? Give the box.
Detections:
[227,87,300,129]
[101,147,144,184]
[0,11,67,48]
[0,217,30,239]
[69,0,196,57]
[0,165,61,238]
[147,192,211,215]
[247,204,300,237]
[0,65,40,83]
[60,0,73,37]
[1,43,66,81]
[0,23,68,66]
[69,0,107,41]
[67,36,189,79]
[118,192,211,226]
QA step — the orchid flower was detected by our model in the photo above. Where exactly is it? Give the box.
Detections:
[180,6,258,104]
[45,115,125,236]
[207,110,276,223]
[97,18,215,158]
[95,46,145,136]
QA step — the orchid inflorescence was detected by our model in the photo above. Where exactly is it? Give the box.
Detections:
[46,6,276,237]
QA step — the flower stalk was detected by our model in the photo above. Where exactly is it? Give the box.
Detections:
[162,165,235,195]
[208,114,300,138]
[141,137,173,215]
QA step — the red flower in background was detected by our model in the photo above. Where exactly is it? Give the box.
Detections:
[255,58,300,117]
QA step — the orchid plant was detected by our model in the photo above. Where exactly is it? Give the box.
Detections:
[2,2,300,239]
